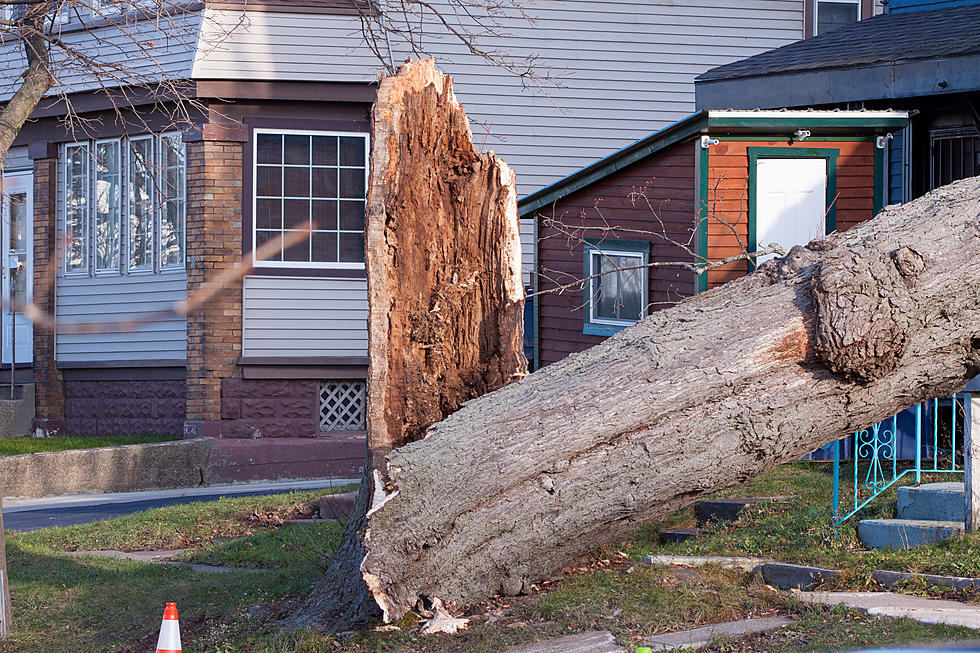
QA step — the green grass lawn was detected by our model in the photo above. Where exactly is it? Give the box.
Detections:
[2,465,979,652]
[0,435,177,456]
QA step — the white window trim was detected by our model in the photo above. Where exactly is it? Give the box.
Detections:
[63,132,185,278]
[587,248,648,328]
[814,0,861,35]
[93,137,122,275]
[252,127,369,270]
[126,134,155,274]
[63,143,91,278]
[158,131,187,271]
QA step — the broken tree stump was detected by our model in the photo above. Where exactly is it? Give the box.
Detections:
[289,58,526,630]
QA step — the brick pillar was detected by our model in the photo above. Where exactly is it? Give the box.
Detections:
[184,136,245,438]
[32,155,64,435]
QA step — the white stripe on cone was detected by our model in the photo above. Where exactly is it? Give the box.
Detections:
[156,602,182,653]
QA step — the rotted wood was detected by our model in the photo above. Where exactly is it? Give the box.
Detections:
[357,175,980,623]
[288,58,525,630]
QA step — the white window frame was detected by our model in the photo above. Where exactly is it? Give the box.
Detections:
[587,248,648,328]
[63,132,185,277]
[93,137,122,275]
[252,127,370,270]
[63,143,91,277]
[814,0,861,35]
[126,134,155,274]
[158,131,186,271]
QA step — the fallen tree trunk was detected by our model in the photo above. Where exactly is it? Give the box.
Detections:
[293,62,980,632]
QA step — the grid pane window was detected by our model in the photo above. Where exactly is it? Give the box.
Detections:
[255,131,368,266]
[128,136,154,271]
[159,133,185,268]
[65,144,89,274]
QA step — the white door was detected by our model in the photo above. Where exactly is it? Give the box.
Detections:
[755,158,827,266]
[0,172,33,364]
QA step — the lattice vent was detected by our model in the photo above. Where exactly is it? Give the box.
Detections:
[319,381,367,431]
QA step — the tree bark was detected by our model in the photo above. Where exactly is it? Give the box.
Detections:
[356,174,980,622]
[288,58,526,630]
[0,25,52,166]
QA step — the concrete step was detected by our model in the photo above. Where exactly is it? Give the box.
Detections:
[858,518,964,550]
[897,482,965,522]
[694,496,789,525]
[658,528,709,544]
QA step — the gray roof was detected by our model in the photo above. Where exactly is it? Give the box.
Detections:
[697,5,980,83]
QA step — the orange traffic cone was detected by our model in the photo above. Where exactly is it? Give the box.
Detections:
[155,602,182,653]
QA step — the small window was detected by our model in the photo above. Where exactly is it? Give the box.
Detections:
[127,136,154,271]
[319,381,367,431]
[159,132,186,269]
[64,144,90,275]
[94,139,121,272]
[816,0,859,34]
[583,239,649,336]
[253,129,368,268]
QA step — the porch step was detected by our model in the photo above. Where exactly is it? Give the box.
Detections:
[694,496,790,525]
[658,528,709,544]
[858,519,964,550]
[897,482,965,522]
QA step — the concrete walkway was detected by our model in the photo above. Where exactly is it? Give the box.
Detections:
[644,554,768,573]
[3,478,358,531]
[504,630,624,652]
[797,592,980,629]
[642,616,797,651]
[68,548,268,574]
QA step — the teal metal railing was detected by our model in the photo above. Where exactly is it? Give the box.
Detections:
[832,395,964,525]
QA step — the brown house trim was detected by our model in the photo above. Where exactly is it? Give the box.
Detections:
[196,80,376,103]
[59,364,187,382]
[238,356,369,380]
[206,0,372,16]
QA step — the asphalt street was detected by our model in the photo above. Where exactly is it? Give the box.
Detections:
[2,479,358,531]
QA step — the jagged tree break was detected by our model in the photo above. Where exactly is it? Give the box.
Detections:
[294,60,980,632]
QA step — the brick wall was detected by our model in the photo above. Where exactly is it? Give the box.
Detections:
[65,380,185,436]
[220,378,320,437]
[184,139,244,437]
[32,156,64,434]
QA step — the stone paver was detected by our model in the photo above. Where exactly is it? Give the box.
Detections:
[755,562,839,589]
[642,616,797,651]
[504,630,624,652]
[872,569,980,591]
[644,554,767,573]
[70,549,267,574]
[797,592,980,629]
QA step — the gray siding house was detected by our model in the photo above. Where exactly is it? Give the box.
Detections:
[0,0,878,477]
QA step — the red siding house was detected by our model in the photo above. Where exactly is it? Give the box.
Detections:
[519,110,908,369]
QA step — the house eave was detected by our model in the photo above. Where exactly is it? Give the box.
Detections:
[696,53,980,111]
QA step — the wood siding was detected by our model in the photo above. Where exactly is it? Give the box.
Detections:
[195,1,805,195]
[4,147,30,171]
[241,276,368,358]
[536,141,697,368]
[54,150,188,363]
[705,139,877,289]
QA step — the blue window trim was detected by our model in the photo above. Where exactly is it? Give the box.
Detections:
[582,238,649,337]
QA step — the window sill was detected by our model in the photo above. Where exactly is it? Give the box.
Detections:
[583,321,634,337]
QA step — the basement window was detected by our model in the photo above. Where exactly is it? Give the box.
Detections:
[583,239,649,337]
[319,381,367,432]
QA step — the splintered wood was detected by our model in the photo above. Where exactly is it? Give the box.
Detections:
[364,58,527,470]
